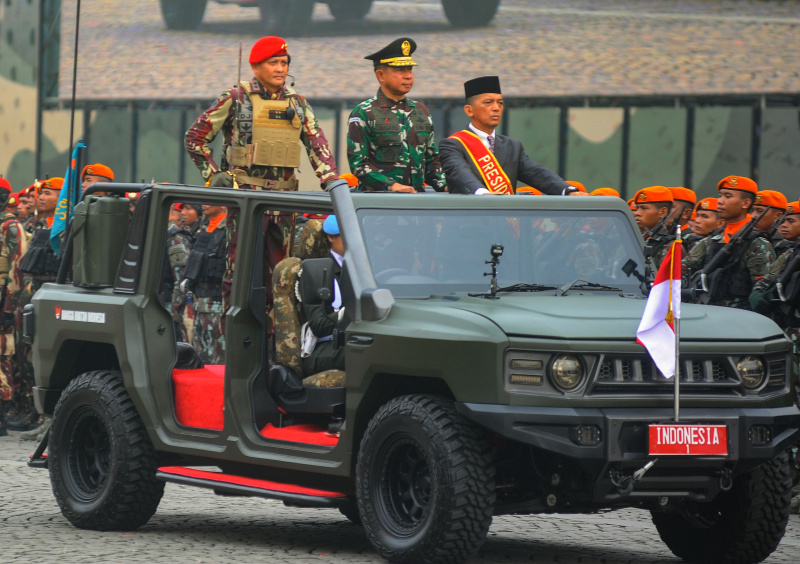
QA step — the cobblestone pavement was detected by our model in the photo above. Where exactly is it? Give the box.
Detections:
[58,0,800,101]
[2,431,799,563]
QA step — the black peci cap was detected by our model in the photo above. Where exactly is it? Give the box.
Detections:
[365,37,418,68]
[464,76,502,100]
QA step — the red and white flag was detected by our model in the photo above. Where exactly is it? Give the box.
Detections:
[636,238,682,378]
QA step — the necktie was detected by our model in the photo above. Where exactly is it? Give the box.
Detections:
[488,135,495,152]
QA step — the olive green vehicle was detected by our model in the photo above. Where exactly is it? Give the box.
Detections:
[26,181,800,564]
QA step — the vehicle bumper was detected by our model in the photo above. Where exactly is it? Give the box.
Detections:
[33,386,62,416]
[456,403,800,502]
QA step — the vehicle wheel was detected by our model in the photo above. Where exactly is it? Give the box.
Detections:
[258,0,315,33]
[441,0,499,28]
[338,498,362,525]
[159,0,207,31]
[328,0,373,21]
[651,450,792,564]
[49,371,165,530]
[356,395,495,563]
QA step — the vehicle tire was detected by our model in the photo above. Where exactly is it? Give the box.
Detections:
[356,395,495,563]
[49,371,165,530]
[651,450,792,564]
[258,0,315,33]
[441,0,499,28]
[159,0,207,31]
[328,0,373,21]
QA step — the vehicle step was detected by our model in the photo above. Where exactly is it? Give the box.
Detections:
[156,466,347,506]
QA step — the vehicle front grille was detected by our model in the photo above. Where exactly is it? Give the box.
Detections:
[592,355,740,396]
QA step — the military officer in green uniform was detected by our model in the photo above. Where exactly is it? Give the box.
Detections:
[347,37,446,193]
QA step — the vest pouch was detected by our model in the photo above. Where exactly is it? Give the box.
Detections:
[20,228,60,277]
[72,195,132,287]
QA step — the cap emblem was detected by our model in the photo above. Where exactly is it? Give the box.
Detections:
[701,200,709,209]
[729,176,738,187]
[402,40,411,56]
[755,193,763,203]
[789,204,795,214]
[638,193,647,202]
[86,166,94,175]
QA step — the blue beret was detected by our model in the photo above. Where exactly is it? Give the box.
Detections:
[323,215,339,235]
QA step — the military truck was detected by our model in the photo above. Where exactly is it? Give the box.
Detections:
[159,0,501,31]
[26,181,800,564]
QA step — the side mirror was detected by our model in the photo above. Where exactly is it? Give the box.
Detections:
[300,257,336,305]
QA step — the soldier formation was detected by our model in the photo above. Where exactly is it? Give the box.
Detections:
[2,34,798,509]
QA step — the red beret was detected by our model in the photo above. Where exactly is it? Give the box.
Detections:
[249,36,289,64]
[0,177,11,192]
[717,175,757,196]
[82,163,114,181]
[6,192,19,207]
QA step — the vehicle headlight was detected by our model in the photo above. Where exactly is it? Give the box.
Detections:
[549,354,584,390]
[737,356,766,389]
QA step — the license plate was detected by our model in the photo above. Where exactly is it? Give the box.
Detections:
[648,424,728,456]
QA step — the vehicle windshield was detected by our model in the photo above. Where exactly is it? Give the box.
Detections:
[357,208,647,298]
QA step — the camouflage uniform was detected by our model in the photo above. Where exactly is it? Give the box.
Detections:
[162,225,194,342]
[773,238,794,259]
[752,247,800,352]
[347,89,446,192]
[185,77,338,188]
[184,217,227,364]
[0,211,30,412]
[683,232,775,309]
[646,232,677,272]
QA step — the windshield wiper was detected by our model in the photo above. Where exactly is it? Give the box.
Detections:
[497,282,559,293]
[556,278,621,296]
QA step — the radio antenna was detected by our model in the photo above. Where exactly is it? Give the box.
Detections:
[67,0,82,172]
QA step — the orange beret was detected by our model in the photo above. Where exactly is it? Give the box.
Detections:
[41,177,64,191]
[754,189,787,210]
[82,163,114,181]
[517,186,542,195]
[634,186,673,204]
[590,187,620,197]
[786,201,800,215]
[0,177,11,193]
[249,36,289,64]
[690,211,697,220]
[669,186,696,205]
[566,180,586,193]
[627,198,636,210]
[694,197,719,213]
[6,192,19,207]
[717,175,757,196]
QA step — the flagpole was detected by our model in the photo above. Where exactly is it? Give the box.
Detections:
[673,225,682,422]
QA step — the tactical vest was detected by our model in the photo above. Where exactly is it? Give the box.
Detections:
[227,82,303,169]
[184,226,226,300]
[702,234,759,299]
[370,105,430,164]
[19,227,60,277]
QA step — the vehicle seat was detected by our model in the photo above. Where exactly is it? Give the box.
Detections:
[271,254,345,416]
[295,218,331,260]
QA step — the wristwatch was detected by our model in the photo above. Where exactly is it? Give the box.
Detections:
[564,186,579,195]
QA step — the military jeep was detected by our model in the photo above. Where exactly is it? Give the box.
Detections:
[27,181,800,563]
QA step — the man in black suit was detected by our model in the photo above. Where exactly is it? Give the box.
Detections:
[440,76,579,196]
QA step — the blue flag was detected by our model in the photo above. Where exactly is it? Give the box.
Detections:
[51,139,87,254]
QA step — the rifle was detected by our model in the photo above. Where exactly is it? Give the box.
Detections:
[644,205,683,245]
[766,207,789,241]
[690,207,770,304]
[775,244,800,303]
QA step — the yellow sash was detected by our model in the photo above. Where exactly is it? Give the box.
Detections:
[449,130,514,195]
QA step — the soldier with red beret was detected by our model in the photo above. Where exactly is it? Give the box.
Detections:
[185,36,338,191]
[682,175,776,309]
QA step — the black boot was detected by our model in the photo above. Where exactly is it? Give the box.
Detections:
[6,409,38,431]
[0,416,7,437]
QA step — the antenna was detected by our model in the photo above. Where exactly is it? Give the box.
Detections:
[67,0,82,173]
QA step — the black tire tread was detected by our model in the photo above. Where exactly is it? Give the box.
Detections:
[441,0,500,28]
[160,0,207,31]
[357,394,495,564]
[652,450,792,564]
[49,370,164,531]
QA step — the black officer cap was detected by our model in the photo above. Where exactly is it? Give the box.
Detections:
[465,76,502,100]
[365,37,418,68]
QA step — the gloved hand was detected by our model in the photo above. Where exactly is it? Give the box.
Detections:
[208,171,234,188]
[749,291,771,315]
